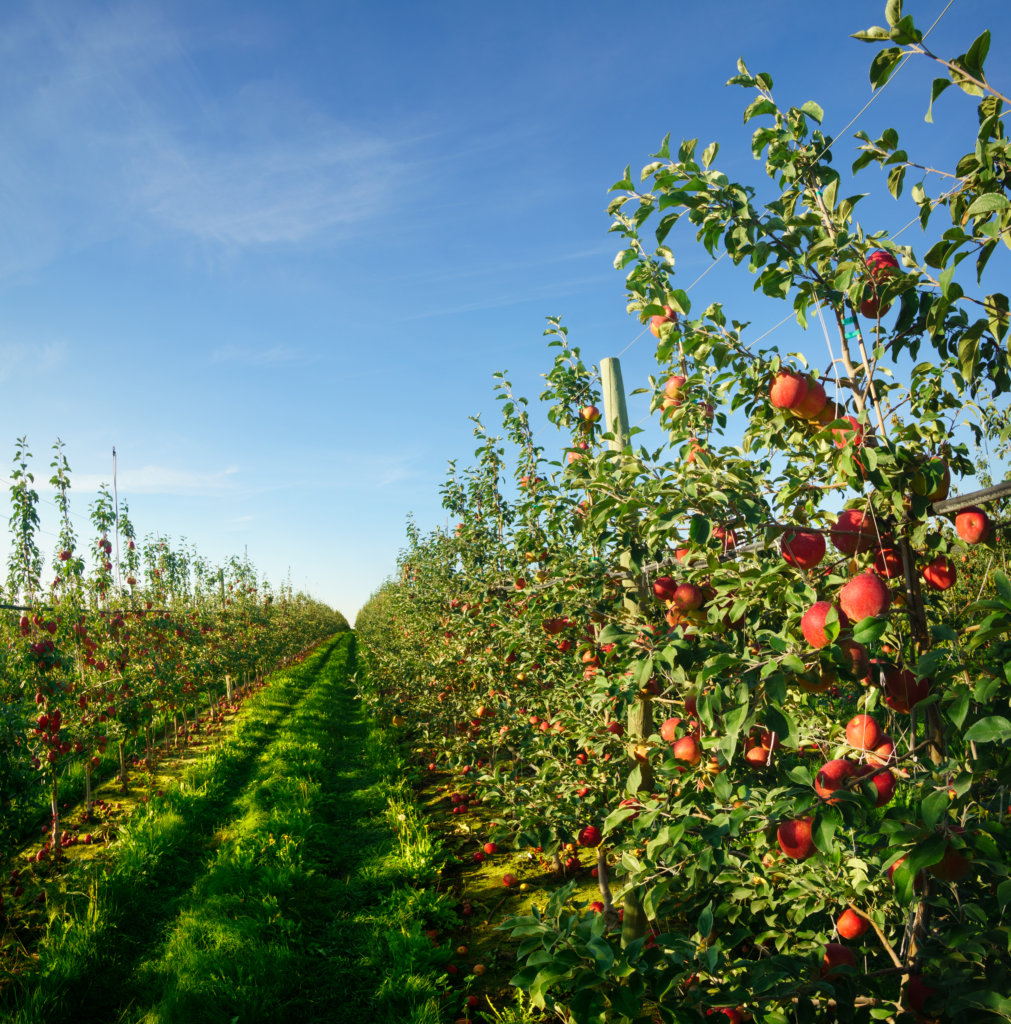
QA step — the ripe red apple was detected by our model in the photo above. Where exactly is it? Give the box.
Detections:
[579,405,601,423]
[606,721,624,737]
[577,825,602,847]
[821,941,856,977]
[873,545,902,578]
[652,576,678,601]
[483,842,497,855]
[769,370,809,410]
[672,582,705,612]
[839,571,890,621]
[831,414,865,449]
[882,668,930,713]
[650,306,678,338]
[867,737,894,767]
[659,717,682,743]
[794,378,827,419]
[836,908,868,941]
[815,759,856,803]
[664,374,687,400]
[955,506,991,544]
[502,873,518,887]
[921,555,956,590]
[845,714,883,751]
[830,509,877,555]
[868,769,897,807]
[672,735,702,766]
[777,818,816,860]
[801,601,847,649]
[780,529,826,570]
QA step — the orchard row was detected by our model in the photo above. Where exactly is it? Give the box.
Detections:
[358,11,1011,1023]
[2,437,347,858]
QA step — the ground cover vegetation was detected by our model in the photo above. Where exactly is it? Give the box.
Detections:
[355,5,1011,1022]
[3,634,454,1024]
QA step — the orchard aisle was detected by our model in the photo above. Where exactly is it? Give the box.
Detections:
[6,634,447,1024]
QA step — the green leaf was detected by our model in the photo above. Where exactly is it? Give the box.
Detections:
[963,716,1011,744]
[948,691,970,730]
[994,570,1011,605]
[925,77,951,123]
[885,0,902,27]
[813,808,840,854]
[852,617,888,644]
[800,101,824,124]
[851,26,891,42]
[964,193,1010,219]
[698,904,713,939]
[964,30,991,78]
[689,514,711,545]
[921,789,949,829]
[870,48,905,90]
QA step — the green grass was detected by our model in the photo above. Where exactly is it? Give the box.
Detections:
[2,634,453,1024]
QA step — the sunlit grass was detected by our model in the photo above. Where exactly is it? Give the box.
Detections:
[3,635,453,1024]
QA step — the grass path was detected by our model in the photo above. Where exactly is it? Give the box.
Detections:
[3,634,449,1024]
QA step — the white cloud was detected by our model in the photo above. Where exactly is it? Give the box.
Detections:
[0,2,413,273]
[63,464,240,496]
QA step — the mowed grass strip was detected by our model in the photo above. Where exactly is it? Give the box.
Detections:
[7,634,451,1024]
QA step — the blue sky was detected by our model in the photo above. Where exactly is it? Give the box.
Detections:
[1,1,1007,620]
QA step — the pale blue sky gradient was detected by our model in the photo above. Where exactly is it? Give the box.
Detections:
[1,1,1007,619]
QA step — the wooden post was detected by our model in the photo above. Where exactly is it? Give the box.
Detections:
[601,357,630,453]
[601,355,652,948]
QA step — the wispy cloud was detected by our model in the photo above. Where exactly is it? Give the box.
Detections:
[62,464,240,496]
[0,3,413,273]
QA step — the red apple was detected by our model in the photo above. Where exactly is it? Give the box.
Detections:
[882,668,930,713]
[873,545,903,579]
[839,571,890,621]
[794,378,827,419]
[672,582,704,612]
[836,908,868,940]
[769,370,809,410]
[664,374,687,399]
[911,456,951,501]
[781,529,826,570]
[955,506,990,544]
[801,601,847,649]
[660,717,682,743]
[777,818,816,860]
[502,873,518,887]
[578,825,602,847]
[921,555,956,590]
[650,306,678,338]
[845,714,883,751]
[652,576,678,601]
[672,736,702,766]
[830,509,877,555]
[815,758,856,803]
[868,769,896,807]
[832,415,865,449]
[579,405,601,423]
[821,941,856,977]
